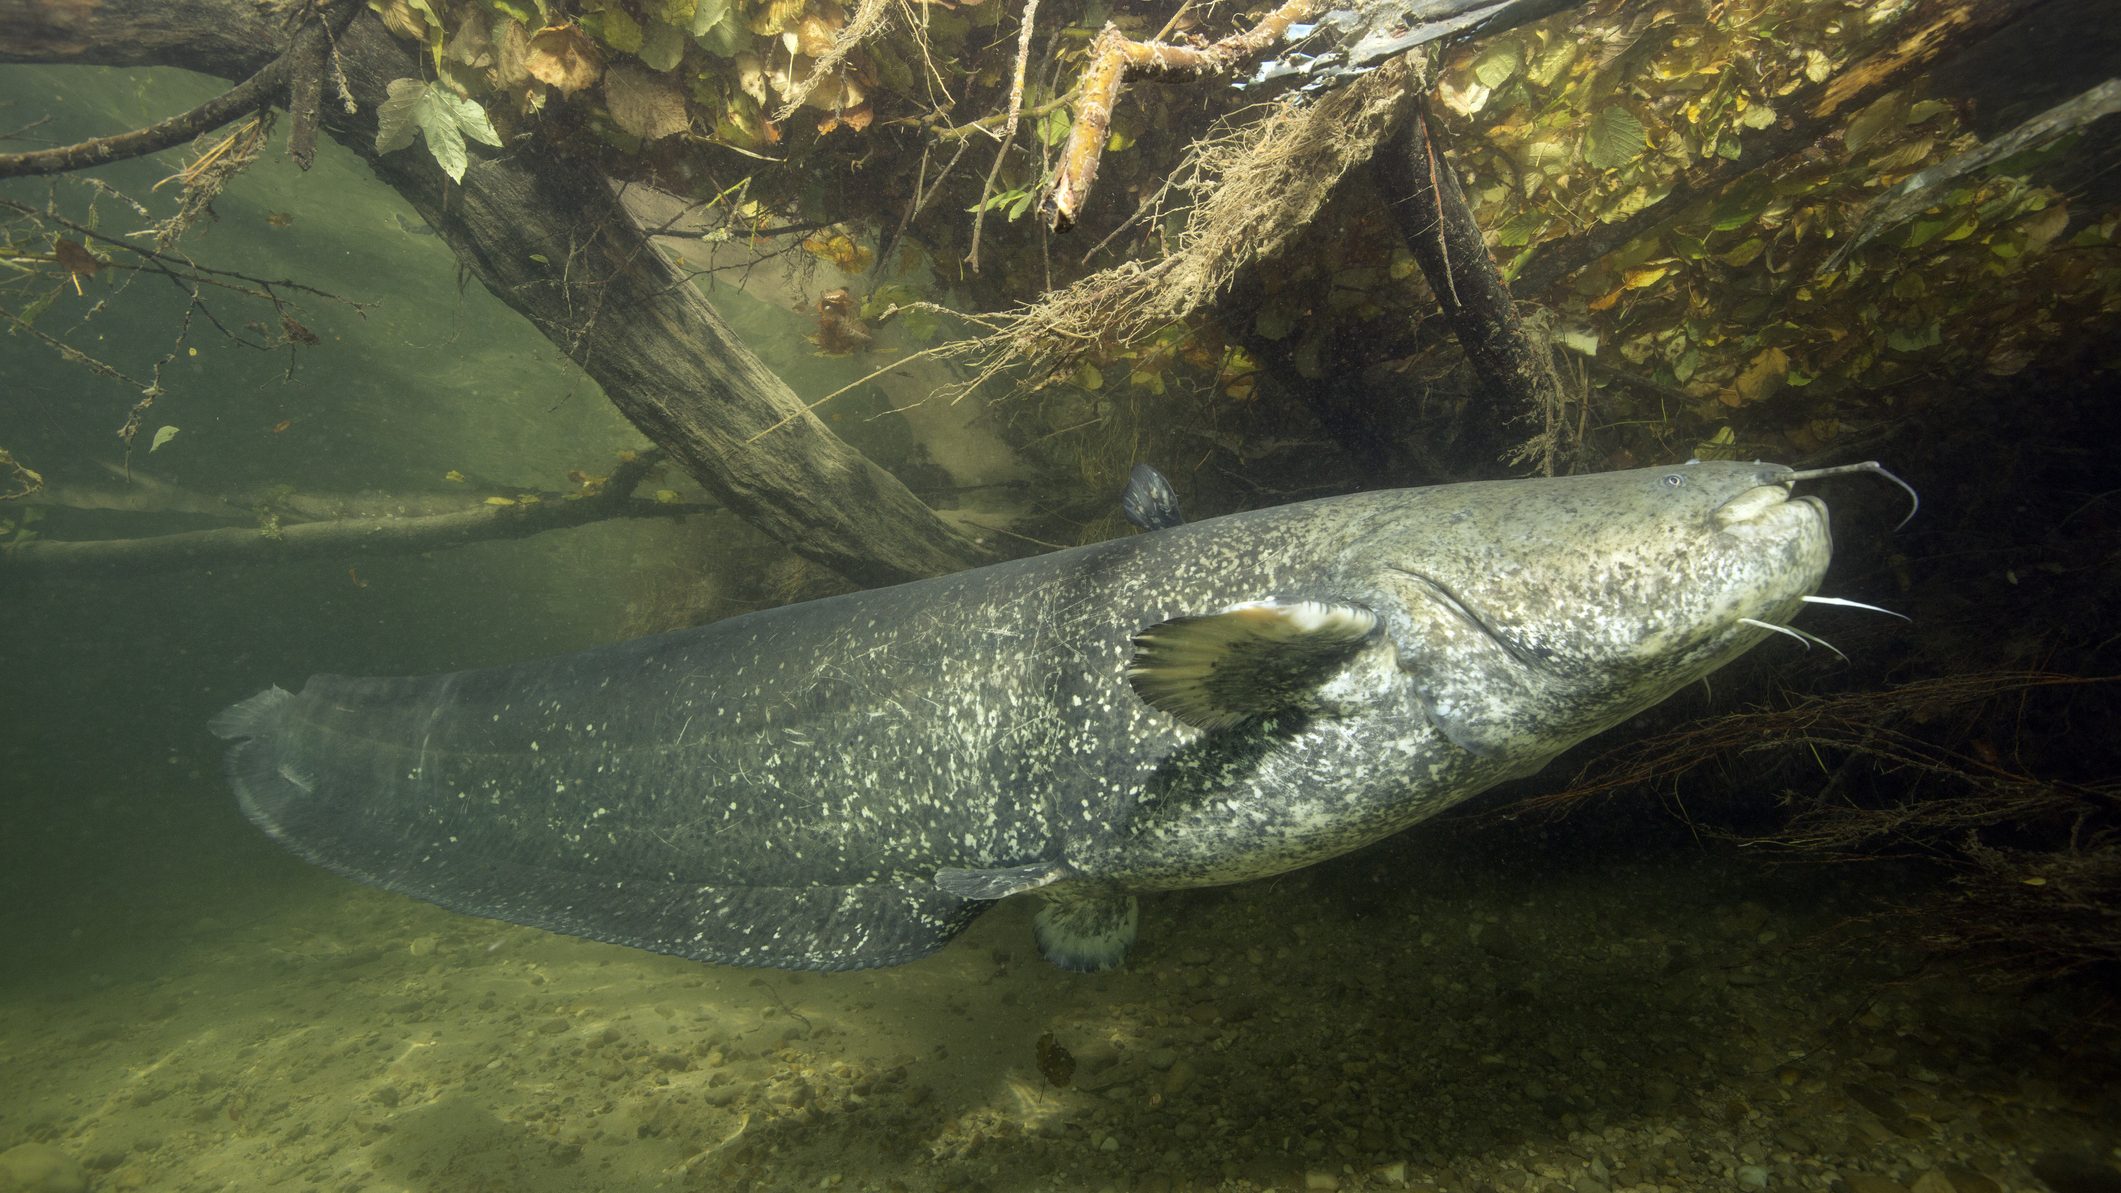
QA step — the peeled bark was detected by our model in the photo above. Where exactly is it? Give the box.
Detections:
[0,0,993,587]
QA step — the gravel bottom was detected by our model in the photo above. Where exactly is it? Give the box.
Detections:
[2,825,2116,1193]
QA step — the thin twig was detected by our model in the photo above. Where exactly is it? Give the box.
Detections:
[966,0,1042,273]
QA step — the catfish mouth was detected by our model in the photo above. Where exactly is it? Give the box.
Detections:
[1713,480,1815,531]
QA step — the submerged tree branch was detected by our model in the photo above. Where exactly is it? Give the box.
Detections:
[0,0,353,179]
[0,493,710,574]
[2,0,994,587]
[1043,0,1317,231]
[1,453,703,574]
[1370,98,1569,472]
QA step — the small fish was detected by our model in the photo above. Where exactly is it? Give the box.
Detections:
[270,419,293,434]
[266,212,295,228]
[348,567,368,589]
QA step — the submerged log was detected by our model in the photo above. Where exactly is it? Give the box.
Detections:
[1370,98,1566,471]
[0,0,992,587]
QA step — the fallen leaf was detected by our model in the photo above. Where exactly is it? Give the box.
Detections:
[1723,346,1790,407]
[604,63,691,139]
[51,238,101,278]
[375,78,503,183]
[525,23,603,94]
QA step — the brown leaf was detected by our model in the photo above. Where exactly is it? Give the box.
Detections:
[373,0,430,43]
[815,101,874,135]
[1035,1032,1075,1088]
[604,63,690,140]
[526,23,603,94]
[1721,346,1789,407]
[490,19,531,87]
[51,238,102,278]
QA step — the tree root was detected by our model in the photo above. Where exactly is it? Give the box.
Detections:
[922,57,1422,398]
[1042,0,1319,231]
[1518,670,2121,986]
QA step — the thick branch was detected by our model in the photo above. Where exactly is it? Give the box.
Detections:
[3,0,993,587]
[1371,99,1562,466]
[1041,0,1589,230]
[0,492,710,575]
[1043,0,1317,231]
[0,55,289,179]
[327,16,992,584]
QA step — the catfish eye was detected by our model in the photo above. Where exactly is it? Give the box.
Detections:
[1662,473,1686,489]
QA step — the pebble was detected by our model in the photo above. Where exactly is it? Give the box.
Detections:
[0,1143,90,1193]
[1737,1164,1770,1190]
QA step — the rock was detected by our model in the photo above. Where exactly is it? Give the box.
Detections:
[1738,1165,1771,1191]
[1910,1172,1956,1193]
[1478,922,1526,961]
[1943,1168,1999,1193]
[2031,1153,2121,1193]
[0,1143,90,1193]
[1162,1059,1196,1097]
[1842,1176,1908,1193]
[1304,1172,1339,1191]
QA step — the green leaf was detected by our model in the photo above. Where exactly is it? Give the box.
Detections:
[638,20,687,71]
[1887,322,1941,352]
[1709,177,1772,231]
[1717,238,1765,267]
[586,7,644,53]
[1035,106,1071,147]
[487,0,544,24]
[1252,304,1297,341]
[689,0,727,34]
[1584,106,1646,170]
[375,78,501,184]
[1471,41,1520,90]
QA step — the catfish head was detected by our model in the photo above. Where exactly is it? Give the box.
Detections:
[1353,461,1835,768]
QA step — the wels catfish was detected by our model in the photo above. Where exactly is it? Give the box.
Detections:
[214,460,1908,971]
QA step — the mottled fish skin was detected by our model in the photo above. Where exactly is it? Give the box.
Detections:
[214,462,1831,971]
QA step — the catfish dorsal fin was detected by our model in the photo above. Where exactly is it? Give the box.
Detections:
[1127,599,1381,731]
[1120,463,1185,532]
